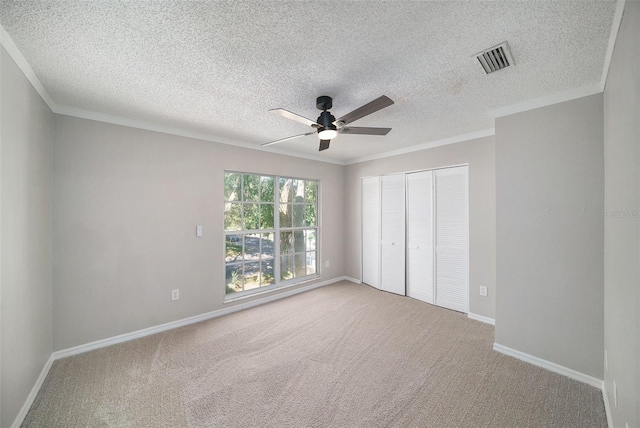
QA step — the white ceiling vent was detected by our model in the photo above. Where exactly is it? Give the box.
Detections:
[475,42,514,74]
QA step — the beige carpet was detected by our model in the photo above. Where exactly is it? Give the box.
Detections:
[24,282,607,427]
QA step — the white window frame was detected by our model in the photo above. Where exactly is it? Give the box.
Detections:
[223,171,320,301]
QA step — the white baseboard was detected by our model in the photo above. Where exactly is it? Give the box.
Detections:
[13,276,349,426]
[467,312,495,325]
[602,381,613,428]
[53,276,346,360]
[343,276,362,284]
[14,277,346,426]
[493,343,603,389]
[11,354,54,428]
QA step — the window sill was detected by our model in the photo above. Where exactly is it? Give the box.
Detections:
[223,275,320,304]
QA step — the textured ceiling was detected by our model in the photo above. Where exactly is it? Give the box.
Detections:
[0,1,616,163]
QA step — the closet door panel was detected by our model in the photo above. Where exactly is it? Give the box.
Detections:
[407,247,433,303]
[380,174,406,296]
[435,166,469,313]
[362,177,380,288]
[435,252,468,310]
[381,245,405,295]
[406,171,434,304]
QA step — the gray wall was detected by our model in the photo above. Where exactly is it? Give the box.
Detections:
[495,93,604,379]
[5,12,636,422]
[52,115,345,351]
[603,1,640,426]
[344,136,496,320]
[0,48,53,427]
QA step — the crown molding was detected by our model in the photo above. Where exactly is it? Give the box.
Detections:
[492,83,603,118]
[0,23,55,111]
[54,106,343,165]
[492,0,624,119]
[601,0,627,92]
[0,21,343,166]
[2,2,625,167]
[344,128,495,165]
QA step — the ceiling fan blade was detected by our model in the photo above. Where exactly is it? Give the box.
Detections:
[270,108,320,128]
[319,140,331,151]
[262,132,316,147]
[335,95,394,125]
[339,127,392,136]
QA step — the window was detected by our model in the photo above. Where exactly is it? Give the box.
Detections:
[224,172,318,296]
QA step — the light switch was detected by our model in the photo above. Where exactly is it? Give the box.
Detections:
[196,225,203,237]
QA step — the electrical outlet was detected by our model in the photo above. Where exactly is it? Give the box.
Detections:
[325,260,330,268]
[625,423,629,428]
[613,380,618,408]
[172,289,180,301]
[479,286,488,296]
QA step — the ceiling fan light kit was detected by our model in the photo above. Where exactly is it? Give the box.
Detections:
[318,128,338,140]
[264,95,394,152]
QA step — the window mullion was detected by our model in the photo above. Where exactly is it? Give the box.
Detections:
[240,177,245,291]
[274,177,281,285]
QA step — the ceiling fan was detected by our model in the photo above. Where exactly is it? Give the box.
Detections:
[263,95,394,151]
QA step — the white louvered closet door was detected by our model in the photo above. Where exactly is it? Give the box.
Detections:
[380,174,406,296]
[406,171,434,304]
[435,166,469,313]
[362,177,381,288]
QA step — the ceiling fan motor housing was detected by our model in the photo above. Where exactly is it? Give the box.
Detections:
[317,111,337,131]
